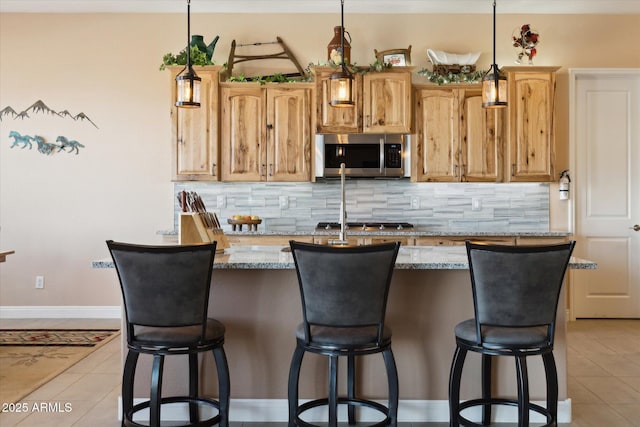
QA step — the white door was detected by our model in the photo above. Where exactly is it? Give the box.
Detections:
[570,69,640,318]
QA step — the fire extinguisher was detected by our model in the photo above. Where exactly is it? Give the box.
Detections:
[559,170,570,200]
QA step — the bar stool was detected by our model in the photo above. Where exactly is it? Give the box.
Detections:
[107,240,230,427]
[287,241,401,427]
[448,240,575,427]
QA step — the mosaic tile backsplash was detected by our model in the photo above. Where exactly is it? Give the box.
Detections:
[174,181,550,233]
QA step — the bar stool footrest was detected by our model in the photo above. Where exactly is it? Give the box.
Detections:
[457,397,554,427]
[124,396,222,427]
[294,397,391,427]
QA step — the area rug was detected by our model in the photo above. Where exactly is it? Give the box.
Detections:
[0,329,120,404]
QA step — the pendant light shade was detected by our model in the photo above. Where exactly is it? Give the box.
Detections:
[176,0,201,108]
[329,0,354,107]
[482,0,507,108]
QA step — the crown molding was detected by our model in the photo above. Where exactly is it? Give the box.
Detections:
[1,0,639,14]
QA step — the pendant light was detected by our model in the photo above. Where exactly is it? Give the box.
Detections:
[175,0,201,108]
[482,0,507,108]
[329,0,354,107]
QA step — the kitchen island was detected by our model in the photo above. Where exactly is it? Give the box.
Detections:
[94,245,596,423]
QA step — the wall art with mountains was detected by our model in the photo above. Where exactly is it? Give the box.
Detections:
[1,100,98,156]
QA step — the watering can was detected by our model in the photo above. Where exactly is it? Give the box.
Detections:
[190,35,219,62]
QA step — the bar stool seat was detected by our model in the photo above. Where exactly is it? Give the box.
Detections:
[288,241,401,427]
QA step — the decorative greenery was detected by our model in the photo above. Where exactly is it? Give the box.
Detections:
[159,46,214,70]
[226,73,302,84]
[417,68,486,85]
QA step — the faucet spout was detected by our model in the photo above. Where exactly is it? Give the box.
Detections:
[339,162,347,242]
[328,163,349,246]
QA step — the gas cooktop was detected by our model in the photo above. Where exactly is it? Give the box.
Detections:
[316,222,414,231]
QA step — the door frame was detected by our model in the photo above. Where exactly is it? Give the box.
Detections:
[568,68,640,320]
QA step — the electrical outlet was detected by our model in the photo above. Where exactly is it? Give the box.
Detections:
[35,276,44,289]
[411,197,420,210]
[279,195,289,209]
[472,198,482,211]
[216,195,226,208]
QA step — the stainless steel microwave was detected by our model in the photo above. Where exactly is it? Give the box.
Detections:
[315,134,409,178]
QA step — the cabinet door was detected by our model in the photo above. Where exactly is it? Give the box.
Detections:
[267,87,312,181]
[414,88,460,181]
[314,67,361,133]
[460,88,504,182]
[505,67,558,182]
[220,86,266,181]
[170,66,221,181]
[363,71,412,133]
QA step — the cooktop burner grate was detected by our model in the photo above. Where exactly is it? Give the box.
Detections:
[316,222,414,231]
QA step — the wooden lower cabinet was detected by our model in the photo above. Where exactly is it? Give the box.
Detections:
[228,235,567,247]
[516,237,569,245]
[414,237,516,246]
[227,235,312,246]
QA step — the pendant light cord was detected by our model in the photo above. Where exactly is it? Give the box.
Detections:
[186,0,192,70]
[493,0,498,86]
[340,0,346,72]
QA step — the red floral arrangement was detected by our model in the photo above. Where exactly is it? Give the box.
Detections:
[512,24,540,64]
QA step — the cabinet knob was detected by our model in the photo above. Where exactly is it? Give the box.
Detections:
[266,124,273,130]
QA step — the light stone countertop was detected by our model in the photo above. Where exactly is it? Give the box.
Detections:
[93,245,596,270]
[161,228,573,238]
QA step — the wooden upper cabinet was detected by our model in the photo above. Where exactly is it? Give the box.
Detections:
[413,84,505,182]
[267,87,312,181]
[503,66,559,182]
[313,67,361,133]
[169,65,222,181]
[220,85,264,181]
[363,71,412,133]
[460,88,504,182]
[413,88,460,181]
[220,83,312,182]
[312,66,412,134]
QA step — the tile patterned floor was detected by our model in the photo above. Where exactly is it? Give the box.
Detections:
[0,318,638,426]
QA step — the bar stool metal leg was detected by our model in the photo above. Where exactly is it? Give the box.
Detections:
[150,354,164,427]
[543,352,558,423]
[481,354,492,425]
[189,353,199,423]
[328,355,339,426]
[448,346,466,427]
[347,354,356,424]
[515,356,530,427]
[383,348,399,427]
[288,346,305,427]
[214,346,231,427]
[122,351,139,427]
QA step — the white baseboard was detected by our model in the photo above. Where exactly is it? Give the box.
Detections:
[119,397,572,423]
[0,306,121,319]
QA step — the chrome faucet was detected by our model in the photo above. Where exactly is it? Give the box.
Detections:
[329,163,349,246]
[339,162,347,242]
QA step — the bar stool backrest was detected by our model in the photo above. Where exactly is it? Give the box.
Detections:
[290,241,400,344]
[106,241,217,344]
[466,241,575,344]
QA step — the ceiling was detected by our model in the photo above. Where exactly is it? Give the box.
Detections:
[1,0,639,14]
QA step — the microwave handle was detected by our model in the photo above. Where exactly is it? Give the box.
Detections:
[380,138,384,174]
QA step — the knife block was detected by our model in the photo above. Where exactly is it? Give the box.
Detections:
[179,213,229,252]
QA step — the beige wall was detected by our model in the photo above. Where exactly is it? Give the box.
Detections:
[1,12,639,309]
